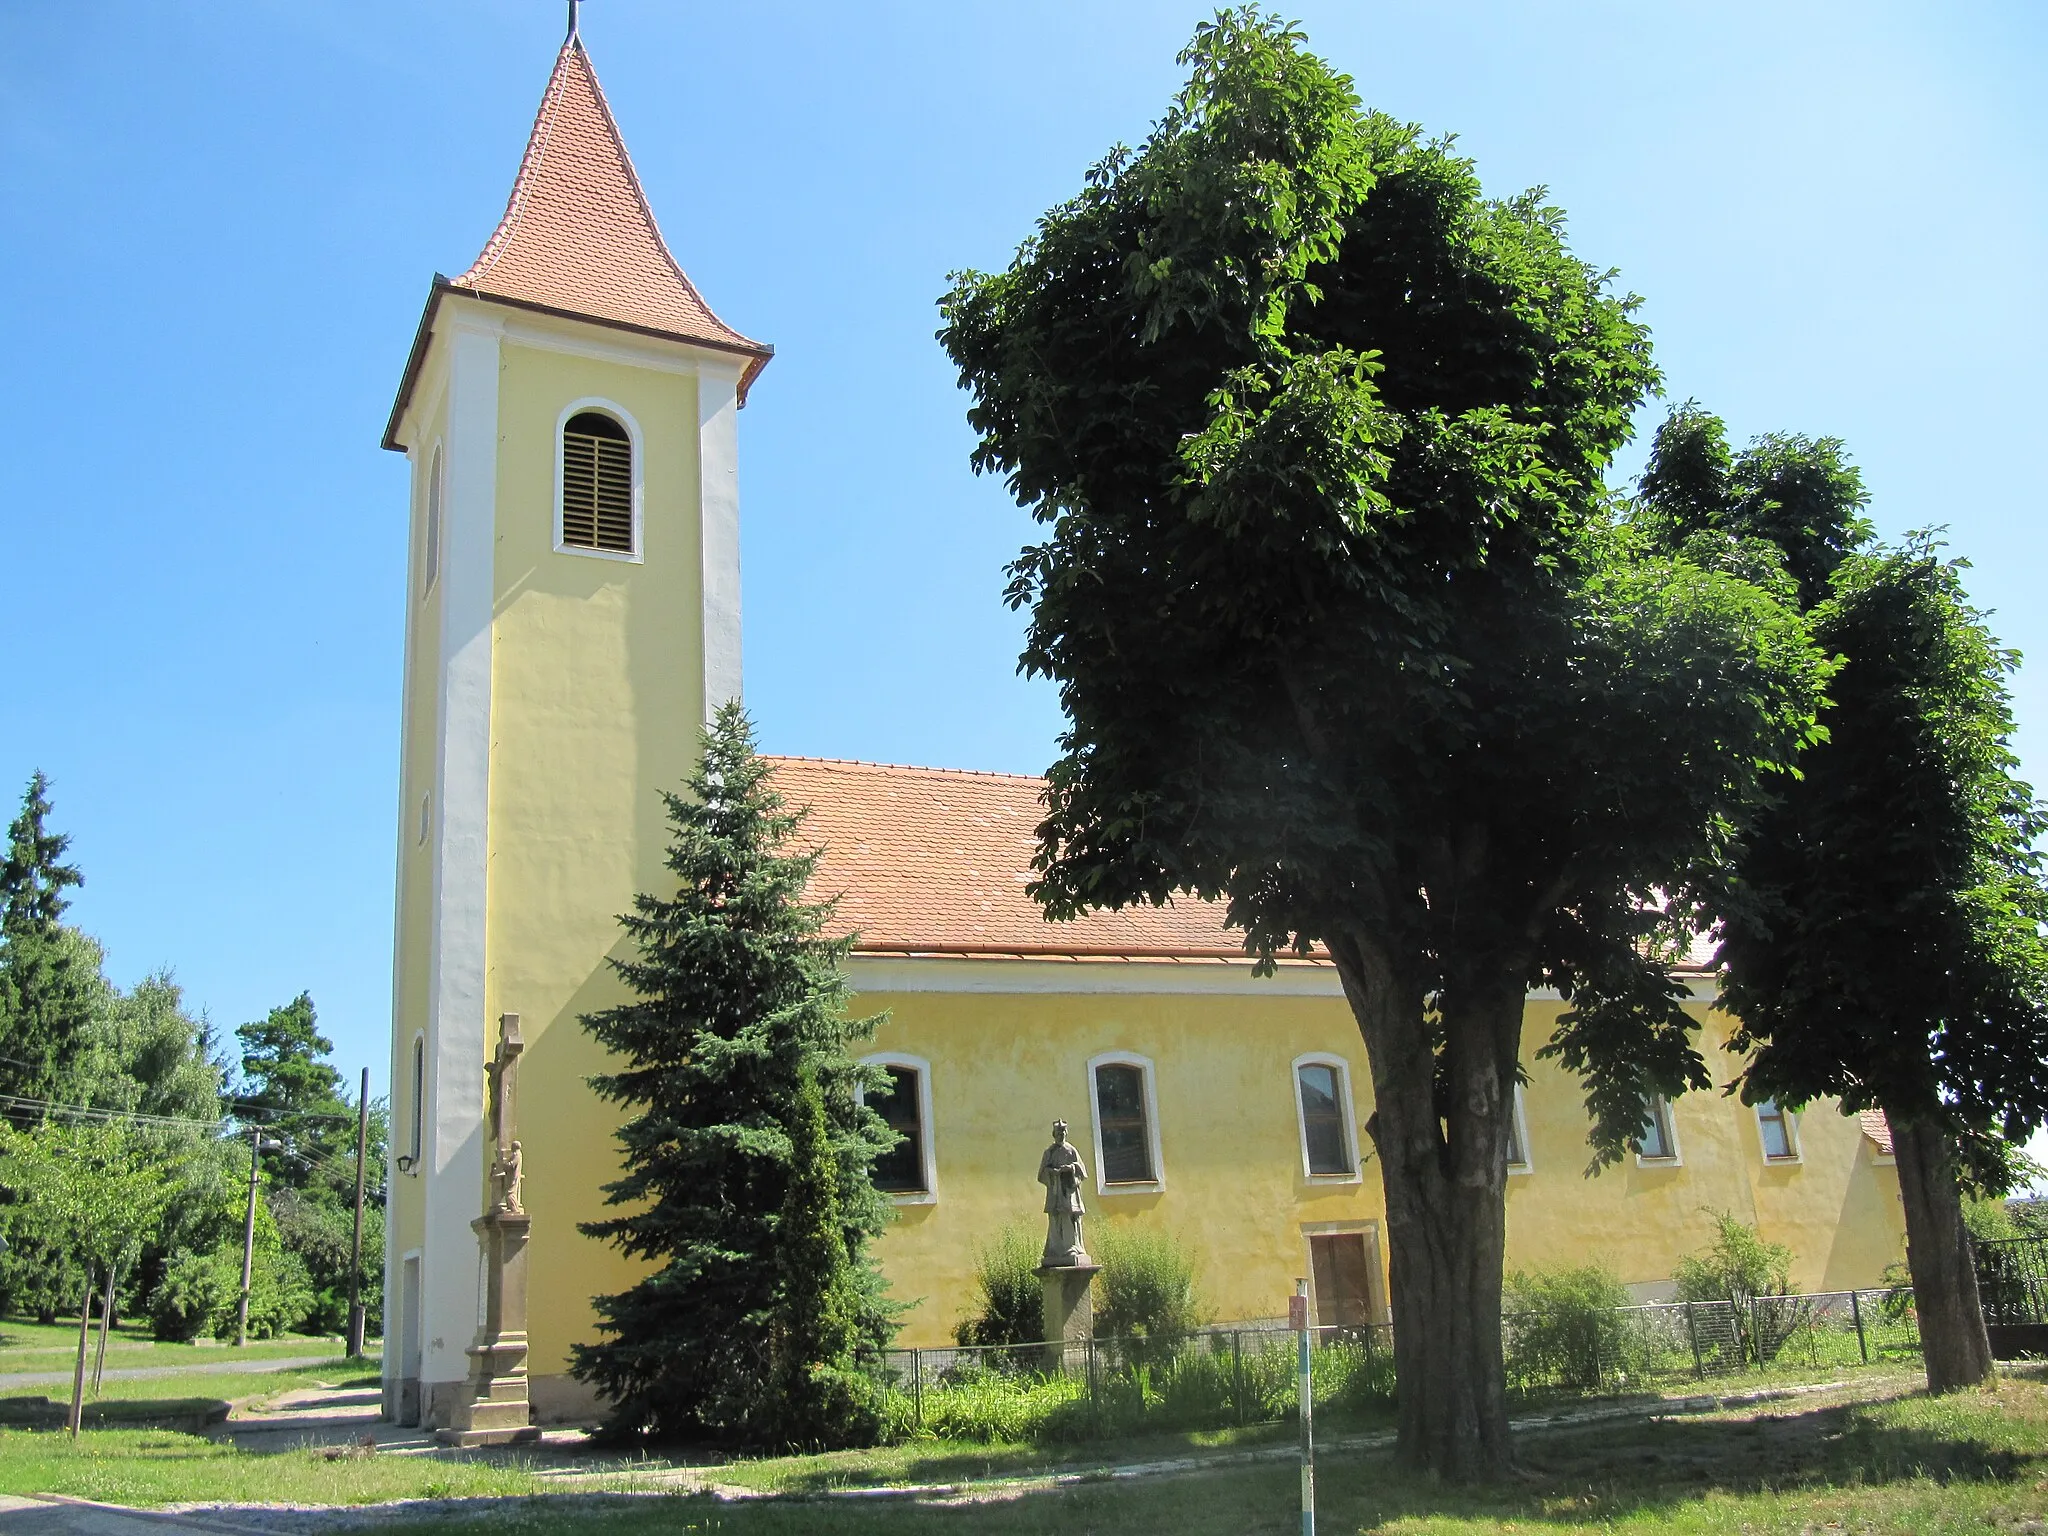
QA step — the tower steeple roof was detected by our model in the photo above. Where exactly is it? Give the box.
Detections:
[453,35,767,381]
[385,32,769,448]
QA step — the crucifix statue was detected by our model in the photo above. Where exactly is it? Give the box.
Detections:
[438,1011,538,1445]
[486,1014,525,1214]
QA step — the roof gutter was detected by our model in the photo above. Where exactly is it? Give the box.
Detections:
[380,277,775,452]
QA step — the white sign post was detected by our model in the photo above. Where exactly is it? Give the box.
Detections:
[1292,1278,1316,1536]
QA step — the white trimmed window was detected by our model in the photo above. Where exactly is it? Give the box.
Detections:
[1505,1083,1533,1174]
[1088,1053,1164,1192]
[1635,1093,1681,1164]
[858,1054,936,1202]
[1756,1099,1799,1162]
[420,443,444,597]
[557,406,638,557]
[1292,1054,1360,1179]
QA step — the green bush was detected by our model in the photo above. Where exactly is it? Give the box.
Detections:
[1093,1223,1205,1365]
[147,1223,315,1343]
[1673,1210,1794,1306]
[1504,1263,1634,1392]
[954,1223,1042,1348]
[148,1248,239,1342]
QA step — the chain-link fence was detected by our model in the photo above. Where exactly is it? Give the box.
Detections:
[868,1290,1917,1441]
[1504,1289,1921,1396]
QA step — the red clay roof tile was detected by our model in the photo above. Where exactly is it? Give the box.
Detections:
[764,757,1264,960]
[453,36,769,395]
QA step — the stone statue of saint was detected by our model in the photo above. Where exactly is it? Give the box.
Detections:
[491,1139,523,1215]
[1037,1120,1091,1268]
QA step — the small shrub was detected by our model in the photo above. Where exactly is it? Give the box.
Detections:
[1504,1263,1634,1393]
[954,1223,1042,1347]
[149,1248,239,1342]
[1673,1210,1794,1307]
[1093,1224,1205,1365]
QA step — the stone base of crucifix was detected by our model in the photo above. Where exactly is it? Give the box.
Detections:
[435,1208,540,1446]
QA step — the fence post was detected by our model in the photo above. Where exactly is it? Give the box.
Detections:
[1086,1335,1099,1436]
[911,1348,923,1427]
[1232,1329,1245,1426]
[1294,1280,1316,1536]
[1686,1301,1703,1379]
[1851,1290,1867,1365]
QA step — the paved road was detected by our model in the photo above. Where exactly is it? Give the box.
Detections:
[0,1358,339,1392]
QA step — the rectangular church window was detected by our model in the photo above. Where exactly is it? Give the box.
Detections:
[1756,1099,1798,1161]
[1094,1062,1155,1184]
[867,1065,926,1194]
[1636,1094,1678,1161]
[1296,1062,1353,1176]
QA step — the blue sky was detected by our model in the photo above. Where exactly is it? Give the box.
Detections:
[3,1,2043,1110]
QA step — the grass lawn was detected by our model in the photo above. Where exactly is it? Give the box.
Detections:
[0,1427,549,1506]
[376,1373,2046,1535]
[0,1315,365,1372]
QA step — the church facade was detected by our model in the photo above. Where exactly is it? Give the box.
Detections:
[381,27,1907,1428]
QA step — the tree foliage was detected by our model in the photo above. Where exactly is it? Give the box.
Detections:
[572,704,896,1445]
[0,773,92,1102]
[938,8,1828,1478]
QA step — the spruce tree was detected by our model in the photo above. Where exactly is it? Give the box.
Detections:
[571,703,895,1445]
[0,773,91,1101]
[769,1070,886,1447]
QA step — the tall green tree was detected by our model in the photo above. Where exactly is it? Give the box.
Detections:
[939,11,1829,1478]
[234,993,382,1333]
[1719,549,2048,1389]
[1636,404,2048,1390]
[571,704,896,1446]
[0,773,93,1101]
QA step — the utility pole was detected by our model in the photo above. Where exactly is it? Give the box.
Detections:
[347,1067,370,1358]
[236,1126,282,1348]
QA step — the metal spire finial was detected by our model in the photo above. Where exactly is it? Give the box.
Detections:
[567,0,580,41]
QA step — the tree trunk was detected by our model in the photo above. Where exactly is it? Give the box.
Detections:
[1331,929,1520,1481]
[1891,1115,1993,1392]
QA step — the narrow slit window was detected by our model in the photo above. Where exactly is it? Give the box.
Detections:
[868,1065,927,1194]
[1636,1094,1678,1161]
[421,444,444,596]
[561,411,633,554]
[1094,1062,1155,1184]
[1756,1099,1798,1161]
[1296,1062,1353,1176]
[405,1037,425,1172]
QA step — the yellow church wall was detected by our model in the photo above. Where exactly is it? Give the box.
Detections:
[480,336,710,1386]
[852,978,1906,1347]
[387,380,449,1297]
[854,982,1386,1344]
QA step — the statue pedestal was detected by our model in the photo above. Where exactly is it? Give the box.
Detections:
[436,1209,540,1447]
[1036,1263,1100,1375]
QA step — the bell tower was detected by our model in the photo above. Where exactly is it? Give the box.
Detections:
[379,17,770,1428]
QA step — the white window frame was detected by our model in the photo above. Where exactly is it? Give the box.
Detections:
[1291,1052,1362,1183]
[857,1052,937,1205]
[1506,1082,1534,1175]
[419,440,444,598]
[397,1032,426,1175]
[554,397,645,563]
[1086,1050,1165,1194]
[1754,1099,1801,1164]
[1634,1092,1683,1167]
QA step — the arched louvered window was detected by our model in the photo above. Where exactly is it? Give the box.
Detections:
[560,410,634,555]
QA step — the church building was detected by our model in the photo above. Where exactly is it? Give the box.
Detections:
[380,25,1907,1428]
